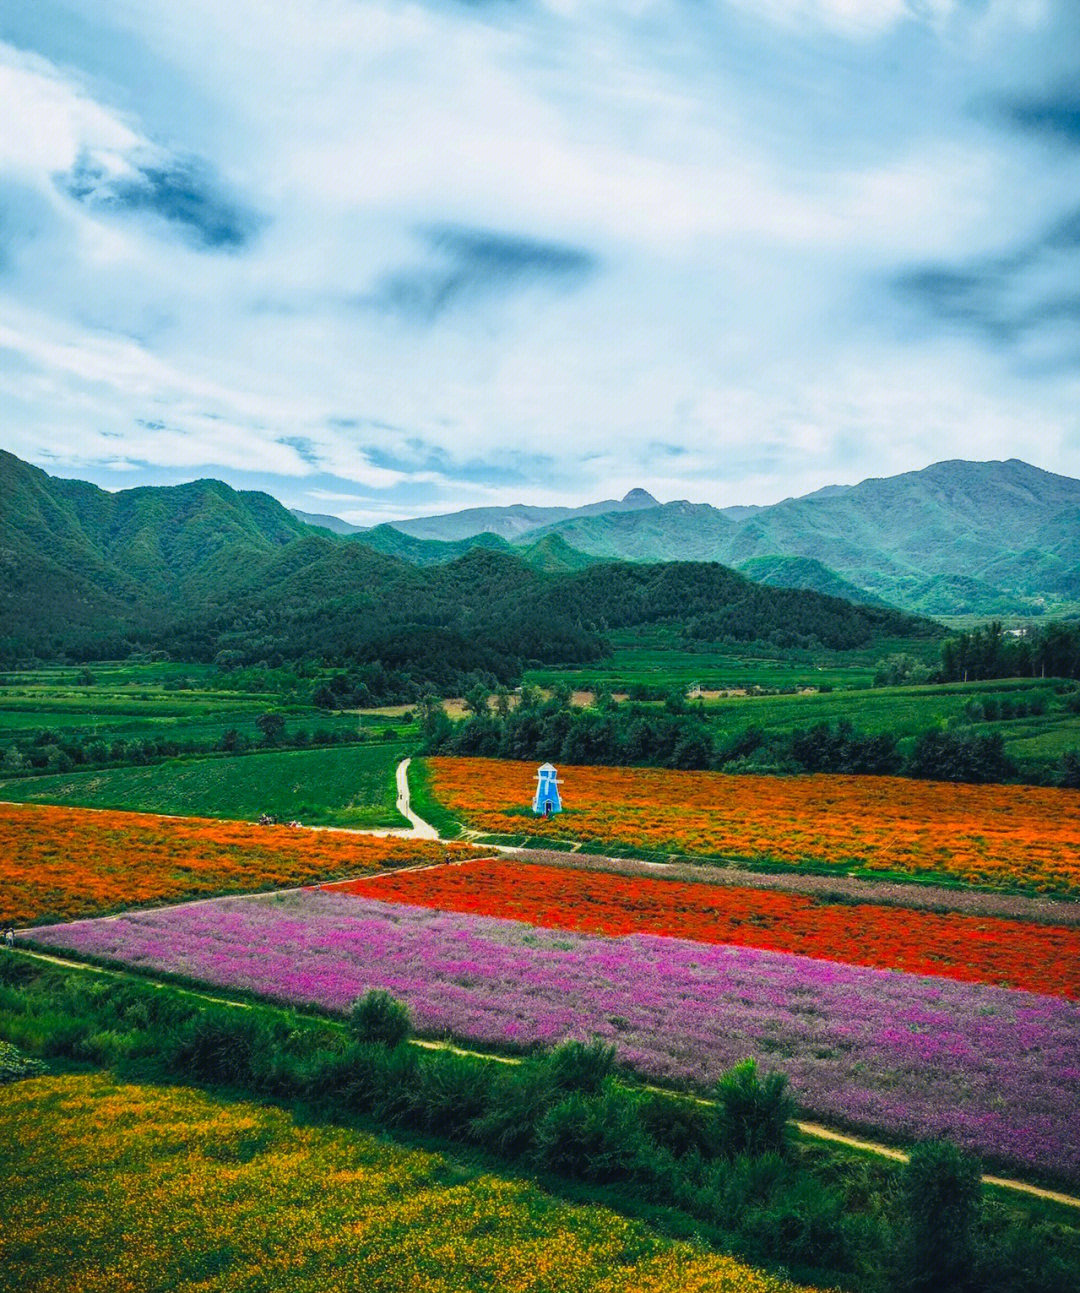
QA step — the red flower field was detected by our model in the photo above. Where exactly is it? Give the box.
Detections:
[327,858,1080,998]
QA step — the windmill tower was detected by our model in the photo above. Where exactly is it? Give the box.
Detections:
[532,763,562,816]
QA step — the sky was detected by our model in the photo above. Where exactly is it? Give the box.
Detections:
[2,0,1079,524]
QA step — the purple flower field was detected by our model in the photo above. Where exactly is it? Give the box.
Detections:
[33,890,1080,1181]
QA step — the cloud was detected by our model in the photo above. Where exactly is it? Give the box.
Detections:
[59,151,262,250]
[722,0,945,39]
[997,90,1080,148]
[358,224,598,322]
[894,202,1080,361]
[3,1,1080,516]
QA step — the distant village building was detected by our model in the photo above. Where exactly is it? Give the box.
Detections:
[533,763,562,816]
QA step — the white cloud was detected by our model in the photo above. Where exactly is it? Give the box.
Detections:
[1,1,1079,517]
[724,0,937,38]
[0,46,140,177]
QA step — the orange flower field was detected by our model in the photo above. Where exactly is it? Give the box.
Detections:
[0,803,480,926]
[426,757,1080,894]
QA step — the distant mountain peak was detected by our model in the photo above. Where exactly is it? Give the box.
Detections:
[621,488,658,506]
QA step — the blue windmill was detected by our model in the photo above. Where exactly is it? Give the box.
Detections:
[532,762,562,816]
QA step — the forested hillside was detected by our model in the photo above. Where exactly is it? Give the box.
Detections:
[342,458,1080,615]
[0,454,935,698]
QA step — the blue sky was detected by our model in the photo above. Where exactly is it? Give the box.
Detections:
[2,0,1079,523]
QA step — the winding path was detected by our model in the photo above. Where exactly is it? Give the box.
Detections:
[393,757,439,839]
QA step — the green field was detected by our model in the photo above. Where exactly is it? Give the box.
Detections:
[525,628,943,694]
[0,742,411,828]
[697,677,1052,731]
[0,662,418,768]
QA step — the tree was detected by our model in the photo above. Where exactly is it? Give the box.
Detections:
[463,684,490,717]
[255,711,286,745]
[714,1058,794,1158]
[874,653,930,687]
[1060,750,1080,790]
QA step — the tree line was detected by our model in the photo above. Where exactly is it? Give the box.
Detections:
[940,621,1080,682]
[421,688,1048,786]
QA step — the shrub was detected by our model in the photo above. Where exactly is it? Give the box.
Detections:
[542,1038,616,1095]
[533,1085,645,1182]
[639,1089,721,1160]
[736,1173,850,1273]
[164,1009,276,1087]
[412,1050,492,1136]
[470,1062,555,1158]
[367,1044,421,1127]
[0,1039,46,1084]
[348,990,412,1047]
[715,1059,794,1159]
[899,1139,980,1291]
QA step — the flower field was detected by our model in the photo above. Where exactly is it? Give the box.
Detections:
[0,802,479,926]
[0,1073,821,1293]
[427,757,1080,893]
[516,849,1080,926]
[325,859,1080,997]
[32,890,1080,1181]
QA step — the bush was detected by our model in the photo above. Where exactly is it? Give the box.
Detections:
[411,1050,492,1136]
[639,1089,721,1160]
[1060,751,1080,790]
[736,1172,850,1273]
[165,1010,267,1087]
[470,1062,556,1158]
[542,1038,617,1095]
[715,1059,794,1159]
[533,1085,645,1182]
[0,1039,46,1084]
[906,728,1014,784]
[899,1140,980,1291]
[348,990,412,1047]
[367,1044,421,1127]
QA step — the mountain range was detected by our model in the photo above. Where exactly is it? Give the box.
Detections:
[295,459,1080,615]
[0,450,929,679]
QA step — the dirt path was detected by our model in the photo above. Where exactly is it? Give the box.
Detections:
[394,756,438,839]
[9,944,1079,1211]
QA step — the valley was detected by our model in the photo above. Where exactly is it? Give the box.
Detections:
[3,453,1080,1293]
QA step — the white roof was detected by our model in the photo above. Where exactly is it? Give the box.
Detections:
[537,762,558,773]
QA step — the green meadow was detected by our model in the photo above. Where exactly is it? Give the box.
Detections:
[525,627,944,694]
[0,742,410,828]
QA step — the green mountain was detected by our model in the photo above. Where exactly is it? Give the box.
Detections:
[348,524,514,566]
[0,451,310,653]
[736,556,887,606]
[523,500,737,562]
[520,459,1080,614]
[329,524,605,574]
[289,508,363,535]
[0,453,933,681]
[387,487,660,541]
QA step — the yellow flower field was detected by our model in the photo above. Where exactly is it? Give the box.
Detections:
[427,757,1080,893]
[0,1074,828,1293]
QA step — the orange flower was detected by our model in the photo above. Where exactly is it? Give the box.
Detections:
[1,803,481,926]
[427,757,1080,895]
